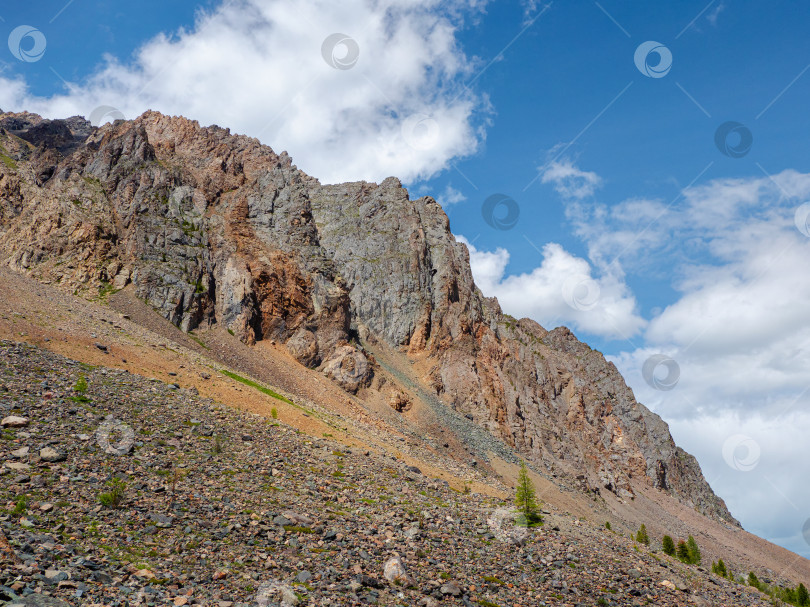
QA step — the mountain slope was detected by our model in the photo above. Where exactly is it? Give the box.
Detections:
[0,338,783,607]
[0,109,732,526]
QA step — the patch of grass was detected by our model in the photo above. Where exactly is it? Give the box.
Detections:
[220,370,294,405]
[283,525,313,534]
[188,332,209,350]
[74,375,88,393]
[482,576,504,585]
[0,153,16,170]
[98,281,119,300]
[271,407,278,419]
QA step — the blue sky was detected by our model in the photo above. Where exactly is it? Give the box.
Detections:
[2,0,810,559]
[432,1,810,332]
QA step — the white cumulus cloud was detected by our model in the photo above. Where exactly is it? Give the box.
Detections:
[601,169,810,556]
[456,235,645,340]
[540,158,602,200]
[0,0,489,184]
[436,184,467,207]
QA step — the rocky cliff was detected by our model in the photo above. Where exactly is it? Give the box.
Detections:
[0,109,737,524]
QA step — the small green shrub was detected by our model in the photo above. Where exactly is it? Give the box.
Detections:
[99,478,126,509]
[662,535,675,556]
[71,375,91,403]
[11,495,27,516]
[271,407,278,419]
[212,435,224,454]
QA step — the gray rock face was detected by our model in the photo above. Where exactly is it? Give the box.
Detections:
[308,177,478,350]
[0,109,736,524]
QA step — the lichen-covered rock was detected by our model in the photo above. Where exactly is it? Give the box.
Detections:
[1,415,29,428]
[383,554,412,586]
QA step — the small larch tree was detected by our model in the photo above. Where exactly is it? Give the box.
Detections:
[686,535,701,565]
[676,540,690,562]
[662,535,676,556]
[635,524,650,545]
[712,560,727,578]
[797,582,809,606]
[515,461,542,527]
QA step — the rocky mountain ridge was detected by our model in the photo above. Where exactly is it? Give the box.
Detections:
[0,109,735,526]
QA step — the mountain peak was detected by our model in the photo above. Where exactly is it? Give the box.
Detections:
[0,109,735,526]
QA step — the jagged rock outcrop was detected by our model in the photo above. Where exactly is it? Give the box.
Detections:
[0,110,737,524]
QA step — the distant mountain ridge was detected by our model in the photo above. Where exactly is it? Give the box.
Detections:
[0,109,736,525]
